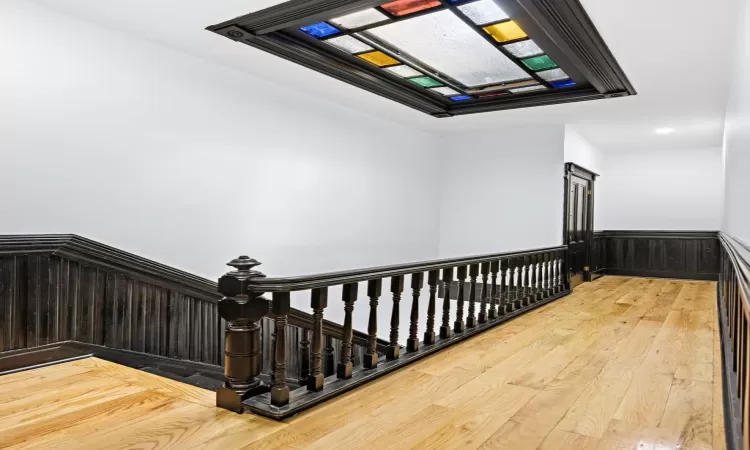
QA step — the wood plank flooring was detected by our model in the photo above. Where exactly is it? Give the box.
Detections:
[0,276,725,449]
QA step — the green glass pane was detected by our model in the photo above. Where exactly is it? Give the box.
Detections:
[409,76,443,88]
[521,55,557,71]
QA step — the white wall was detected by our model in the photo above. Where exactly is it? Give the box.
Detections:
[437,125,566,257]
[0,2,442,282]
[564,125,603,175]
[596,148,724,230]
[722,0,750,243]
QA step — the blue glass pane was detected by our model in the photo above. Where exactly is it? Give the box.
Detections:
[550,79,577,88]
[299,22,340,38]
[450,95,473,101]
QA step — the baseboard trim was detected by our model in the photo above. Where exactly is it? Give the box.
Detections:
[0,341,225,391]
[598,268,719,281]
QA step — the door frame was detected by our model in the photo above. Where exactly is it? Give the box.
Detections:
[563,162,599,284]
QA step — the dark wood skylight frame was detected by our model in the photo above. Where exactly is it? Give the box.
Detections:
[207,0,635,118]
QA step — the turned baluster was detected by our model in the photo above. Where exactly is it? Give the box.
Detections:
[507,258,516,311]
[308,287,327,391]
[516,258,526,308]
[521,255,530,306]
[440,268,454,339]
[499,259,508,315]
[407,273,424,352]
[271,292,291,406]
[299,328,310,385]
[324,335,334,377]
[454,266,467,333]
[528,255,536,303]
[364,279,382,369]
[488,261,499,320]
[387,275,404,360]
[543,252,551,296]
[466,264,478,328]
[532,254,543,301]
[551,253,559,294]
[216,256,269,413]
[477,263,488,324]
[424,270,439,345]
[337,283,358,379]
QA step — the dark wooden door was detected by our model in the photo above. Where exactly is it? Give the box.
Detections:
[564,164,598,288]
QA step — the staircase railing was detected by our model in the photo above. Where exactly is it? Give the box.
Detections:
[216,245,571,419]
[718,232,750,450]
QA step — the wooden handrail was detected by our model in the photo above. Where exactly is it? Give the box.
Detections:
[249,244,567,292]
[216,244,572,419]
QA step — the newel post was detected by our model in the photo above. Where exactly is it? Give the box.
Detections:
[216,256,269,413]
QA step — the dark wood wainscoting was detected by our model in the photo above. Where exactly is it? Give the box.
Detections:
[592,230,720,281]
[0,236,223,366]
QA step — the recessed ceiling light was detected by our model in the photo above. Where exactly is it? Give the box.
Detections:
[654,127,675,135]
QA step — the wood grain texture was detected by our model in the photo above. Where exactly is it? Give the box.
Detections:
[0,277,725,449]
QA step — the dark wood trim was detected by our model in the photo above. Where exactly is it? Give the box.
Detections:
[564,162,597,284]
[717,232,749,450]
[0,342,91,375]
[249,244,566,292]
[593,230,720,281]
[206,0,635,117]
[243,288,571,419]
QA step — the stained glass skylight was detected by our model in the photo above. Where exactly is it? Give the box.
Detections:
[358,50,400,66]
[503,40,543,58]
[368,10,529,87]
[457,0,509,25]
[381,0,442,17]
[324,35,373,54]
[385,65,422,78]
[330,9,388,29]
[483,21,527,42]
[210,0,635,116]
[537,68,568,82]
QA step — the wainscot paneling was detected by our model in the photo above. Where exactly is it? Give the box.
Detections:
[0,235,375,383]
[593,231,719,281]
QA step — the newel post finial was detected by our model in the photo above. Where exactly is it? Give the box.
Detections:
[215,255,269,413]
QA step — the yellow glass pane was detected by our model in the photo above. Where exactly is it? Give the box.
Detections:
[483,21,527,43]
[357,51,400,67]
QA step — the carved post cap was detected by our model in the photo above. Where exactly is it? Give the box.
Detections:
[218,256,265,298]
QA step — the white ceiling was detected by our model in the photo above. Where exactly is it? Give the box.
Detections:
[33,0,739,151]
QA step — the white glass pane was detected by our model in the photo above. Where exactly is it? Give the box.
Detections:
[324,35,373,54]
[458,0,509,25]
[510,85,546,93]
[368,10,529,87]
[430,86,461,96]
[330,8,388,29]
[537,68,568,82]
[503,40,543,58]
[385,65,422,78]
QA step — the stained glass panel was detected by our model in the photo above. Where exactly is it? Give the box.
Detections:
[521,55,557,71]
[409,76,443,88]
[503,40,543,58]
[551,79,577,88]
[324,35,373,54]
[368,10,529,87]
[483,21,527,43]
[385,65,422,78]
[299,22,340,38]
[536,68,568,82]
[358,51,400,66]
[457,0,509,25]
[381,0,441,17]
[430,86,461,96]
[451,95,473,101]
[510,85,546,93]
[330,9,388,29]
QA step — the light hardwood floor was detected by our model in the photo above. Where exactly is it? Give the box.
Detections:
[0,276,725,449]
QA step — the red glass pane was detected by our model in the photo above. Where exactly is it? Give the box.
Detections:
[381,0,441,17]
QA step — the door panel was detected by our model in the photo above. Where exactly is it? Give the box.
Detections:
[567,174,592,287]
